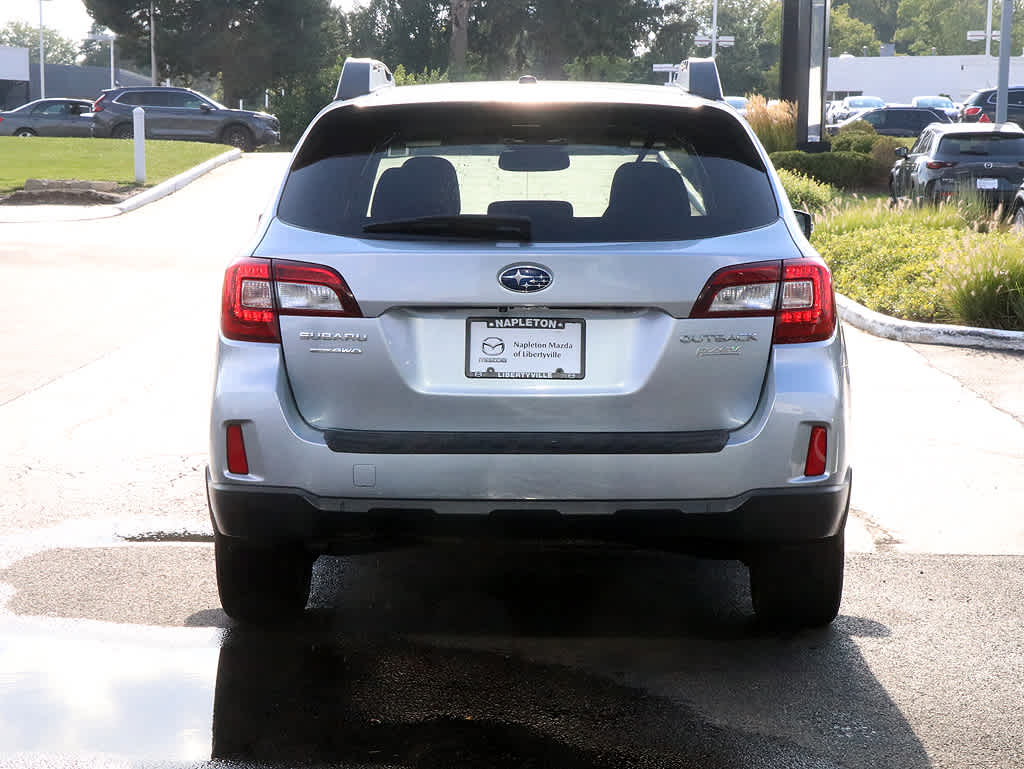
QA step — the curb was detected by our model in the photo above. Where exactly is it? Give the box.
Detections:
[836,292,1024,353]
[116,147,242,213]
[0,147,242,224]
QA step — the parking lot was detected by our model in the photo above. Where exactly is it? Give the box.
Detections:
[1,154,1022,768]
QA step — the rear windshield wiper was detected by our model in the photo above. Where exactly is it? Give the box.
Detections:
[363,214,532,241]
[958,150,990,155]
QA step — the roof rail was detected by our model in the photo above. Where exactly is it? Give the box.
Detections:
[676,58,723,101]
[335,58,395,101]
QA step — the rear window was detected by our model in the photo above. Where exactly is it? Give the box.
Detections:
[277,102,778,242]
[936,133,1024,157]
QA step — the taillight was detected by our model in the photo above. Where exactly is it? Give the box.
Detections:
[979,113,991,123]
[220,257,362,343]
[690,261,781,318]
[690,258,836,344]
[92,94,106,113]
[926,160,956,169]
[964,106,982,117]
[773,259,836,344]
[804,426,827,476]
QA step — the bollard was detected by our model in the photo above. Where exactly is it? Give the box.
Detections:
[133,106,146,184]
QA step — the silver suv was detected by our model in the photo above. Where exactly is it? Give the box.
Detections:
[207,58,851,628]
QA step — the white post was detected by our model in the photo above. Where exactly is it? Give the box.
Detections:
[133,107,146,184]
[109,38,115,89]
[985,0,994,56]
[38,0,45,98]
[711,0,719,57]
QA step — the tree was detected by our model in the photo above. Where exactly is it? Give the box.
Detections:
[893,0,1024,56]
[79,22,115,68]
[81,0,344,104]
[0,21,79,65]
[468,0,661,79]
[449,0,472,79]
[829,4,883,55]
[836,0,900,45]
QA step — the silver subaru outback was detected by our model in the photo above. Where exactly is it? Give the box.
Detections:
[207,58,851,628]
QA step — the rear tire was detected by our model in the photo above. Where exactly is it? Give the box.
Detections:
[1013,206,1024,231]
[14,128,36,137]
[749,531,845,629]
[112,123,133,140]
[222,124,254,152]
[214,531,315,624]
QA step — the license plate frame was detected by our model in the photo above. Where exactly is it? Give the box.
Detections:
[465,317,586,380]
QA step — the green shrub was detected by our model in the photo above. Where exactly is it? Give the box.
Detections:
[777,168,839,211]
[746,94,797,154]
[815,198,963,238]
[770,150,874,188]
[869,135,900,185]
[830,133,874,154]
[940,233,1024,330]
[812,221,955,321]
[838,119,876,135]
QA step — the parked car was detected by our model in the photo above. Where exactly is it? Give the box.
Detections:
[911,95,960,121]
[830,106,950,137]
[889,121,1024,207]
[90,86,279,151]
[832,95,885,122]
[207,57,851,629]
[960,86,1024,128]
[0,98,94,138]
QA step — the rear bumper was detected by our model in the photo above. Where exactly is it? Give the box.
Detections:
[207,467,851,552]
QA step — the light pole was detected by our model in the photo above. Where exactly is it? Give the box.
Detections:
[86,32,116,90]
[150,1,157,86]
[38,0,53,98]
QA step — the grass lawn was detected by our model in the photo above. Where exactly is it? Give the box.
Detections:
[0,137,229,193]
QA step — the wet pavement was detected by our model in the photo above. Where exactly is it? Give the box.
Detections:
[2,542,1023,768]
[1,155,1023,768]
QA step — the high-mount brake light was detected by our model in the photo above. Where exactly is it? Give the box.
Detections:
[220,257,363,343]
[690,258,836,344]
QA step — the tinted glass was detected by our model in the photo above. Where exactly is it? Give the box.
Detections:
[32,103,66,115]
[911,131,932,154]
[860,110,884,127]
[117,92,142,105]
[181,94,209,109]
[1010,91,1024,106]
[137,92,169,106]
[936,133,1024,156]
[278,103,779,242]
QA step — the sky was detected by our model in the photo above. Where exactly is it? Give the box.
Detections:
[0,0,360,44]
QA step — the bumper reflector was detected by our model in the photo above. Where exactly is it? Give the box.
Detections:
[805,426,827,476]
[226,424,249,475]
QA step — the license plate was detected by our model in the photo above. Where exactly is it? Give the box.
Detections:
[977,178,999,190]
[466,317,585,379]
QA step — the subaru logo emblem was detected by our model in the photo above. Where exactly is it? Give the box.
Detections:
[498,264,552,293]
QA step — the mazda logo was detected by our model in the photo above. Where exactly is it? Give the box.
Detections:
[498,264,552,293]
[481,337,505,355]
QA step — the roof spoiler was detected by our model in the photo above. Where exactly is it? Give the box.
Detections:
[334,58,395,101]
[675,58,723,101]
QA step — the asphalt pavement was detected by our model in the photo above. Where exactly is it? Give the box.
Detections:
[0,155,1021,769]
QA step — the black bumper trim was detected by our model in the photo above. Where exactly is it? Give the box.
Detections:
[207,469,851,551]
[324,428,729,455]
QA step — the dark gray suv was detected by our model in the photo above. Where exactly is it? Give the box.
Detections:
[91,86,279,151]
